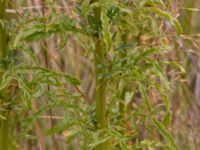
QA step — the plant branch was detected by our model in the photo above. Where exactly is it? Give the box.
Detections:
[92,0,109,149]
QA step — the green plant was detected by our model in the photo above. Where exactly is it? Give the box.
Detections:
[0,0,187,149]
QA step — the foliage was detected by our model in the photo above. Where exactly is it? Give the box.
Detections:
[0,0,193,149]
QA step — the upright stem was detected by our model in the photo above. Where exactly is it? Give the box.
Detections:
[92,0,108,149]
[0,1,9,150]
[95,39,106,129]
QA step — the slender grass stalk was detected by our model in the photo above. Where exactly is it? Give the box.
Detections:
[92,0,108,149]
[0,1,9,150]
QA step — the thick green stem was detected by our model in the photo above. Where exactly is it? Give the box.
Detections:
[0,1,9,150]
[92,0,108,149]
[95,39,106,130]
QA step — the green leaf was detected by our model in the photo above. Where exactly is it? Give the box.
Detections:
[163,111,172,127]
[64,74,81,86]
[152,118,180,150]
[0,71,14,90]
[46,124,66,135]
[171,18,183,35]
[138,82,152,112]
[14,23,46,47]
[145,7,182,35]
[58,32,68,49]
[23,106,47,130]
[23,23,46,40]
[101,11,112,51]
[89,135,111,150]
